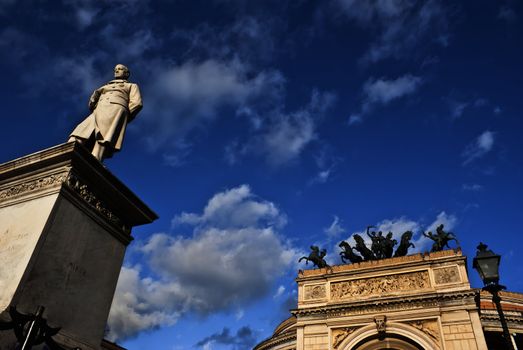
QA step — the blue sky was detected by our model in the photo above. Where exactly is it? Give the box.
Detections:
[1,1,522,349]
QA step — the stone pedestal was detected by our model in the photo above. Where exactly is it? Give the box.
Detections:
[0,143,157,349]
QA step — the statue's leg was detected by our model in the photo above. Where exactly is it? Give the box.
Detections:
[68,136,85,144]
[92,142,106,161]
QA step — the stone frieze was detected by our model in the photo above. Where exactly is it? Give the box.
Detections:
[65,172,128,233]
[330,271,431,300]
[0,172,68,201]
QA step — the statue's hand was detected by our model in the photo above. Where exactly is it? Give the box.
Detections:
[88,89,102,111]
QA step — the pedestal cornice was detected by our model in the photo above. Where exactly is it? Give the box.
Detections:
[0,142,158,239]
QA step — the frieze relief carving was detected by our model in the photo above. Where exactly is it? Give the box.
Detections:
[65,172,128,233]
[331,271,430,300]
[304,284,326,300]
[0,172,68,201]
[433,266,460,285]
[408,320,440,342]
[0,168,129,233]
[332,327,357,349]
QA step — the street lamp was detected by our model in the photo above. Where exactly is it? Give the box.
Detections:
[472,242,514,350]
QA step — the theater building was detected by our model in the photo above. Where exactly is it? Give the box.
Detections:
[254,250,523,350]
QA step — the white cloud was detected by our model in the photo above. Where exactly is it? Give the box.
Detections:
[239,90,336,166]
[273,285,286,298]
[235,309,245,320]
[106,266,183,341]
[350,74,422,124]
[308,145,342,185]
[498,6,517,23]
[108,185,298,341]
[172,184,286,229]
[425,211,457,234]
[462,183,483,192]
[348,114,362,125]
[75,6,99,29]
[0,0,15,13]
[261,110,317,165]
[363,75,423,106]
[101,27,159,58]
[450,101,468,118]
[335,0,449,63]
[462,130,495,165]
[139,59,285,153]
[311,169,331,184]
[324,216,345,238]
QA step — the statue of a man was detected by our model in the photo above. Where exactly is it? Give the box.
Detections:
[68,64,142,161]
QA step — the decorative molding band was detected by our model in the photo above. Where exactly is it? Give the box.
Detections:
[65,172,129,234]
[294,290,477,318]
[331,270,430,300]
[0,172,68,202]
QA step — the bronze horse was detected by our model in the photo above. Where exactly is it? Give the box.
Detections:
[299,245,329,268]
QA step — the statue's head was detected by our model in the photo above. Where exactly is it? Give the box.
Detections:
[114,64,130,79]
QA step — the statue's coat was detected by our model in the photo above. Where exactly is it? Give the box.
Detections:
[70,79,142,158]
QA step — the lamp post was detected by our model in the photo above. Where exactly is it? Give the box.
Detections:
[472,242,514,350]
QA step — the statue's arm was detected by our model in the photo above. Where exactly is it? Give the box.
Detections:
[128,83,143,121]
[88,88,103,111]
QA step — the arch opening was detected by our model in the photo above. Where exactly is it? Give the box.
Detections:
[352,333,425,350]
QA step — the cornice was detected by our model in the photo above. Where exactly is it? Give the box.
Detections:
[293,290,477,318]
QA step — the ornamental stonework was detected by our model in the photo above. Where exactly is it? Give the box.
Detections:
[304,284,326,300]
[332,327,357,349]
[0,172,68,202]
[330,271,430,300]
[408,319,440,343]
[433,266,460,285]
[65,172,128,233]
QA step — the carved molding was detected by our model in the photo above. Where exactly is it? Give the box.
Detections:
[294,290,477,319]
[304,284,326,300]
[65,172,129,233]
[330,271,430,300]
[433,266,460,285]
[0,172,68,201]
[407,320,440,343]
[332,327,357,349]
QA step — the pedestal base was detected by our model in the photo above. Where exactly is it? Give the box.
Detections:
[0,143,157,349]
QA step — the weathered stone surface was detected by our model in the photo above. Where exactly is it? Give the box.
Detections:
[0,194,59,310]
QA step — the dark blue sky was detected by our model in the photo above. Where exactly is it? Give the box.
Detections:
[1,1,522,349]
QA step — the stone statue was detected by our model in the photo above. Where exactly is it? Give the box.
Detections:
[423,224,459,252]
[383,232,397,258]
[68,64,143,161]
[339,241,363,264]
[353,234,376,261]
[367,226,386,259]
[394,231,415,257]
[299,245,329,269]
